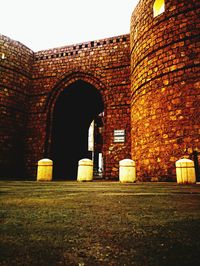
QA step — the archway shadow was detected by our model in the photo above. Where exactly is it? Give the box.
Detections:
[50,80,104,180]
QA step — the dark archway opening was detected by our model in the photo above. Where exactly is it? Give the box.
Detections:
[50,80,104,180]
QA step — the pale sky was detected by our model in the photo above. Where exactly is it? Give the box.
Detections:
[0,0,139,51]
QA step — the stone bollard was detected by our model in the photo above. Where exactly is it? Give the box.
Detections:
[175,158,196,184]
[119,159,136,183]
[37,159,53,181]
[77,159,93,182]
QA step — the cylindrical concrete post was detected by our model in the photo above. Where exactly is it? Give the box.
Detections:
[37,159,53,181]
[77,159,93,182]
[119,159,136,183]
[175,158,196,184]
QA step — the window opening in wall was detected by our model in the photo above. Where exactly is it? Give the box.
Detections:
[1,52,5,59]
[153,0,165,17]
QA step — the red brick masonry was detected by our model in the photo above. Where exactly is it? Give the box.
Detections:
[0,0,199,180]
[0,34,131,179]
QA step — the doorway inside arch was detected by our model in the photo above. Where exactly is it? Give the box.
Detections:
[50,80,104,180]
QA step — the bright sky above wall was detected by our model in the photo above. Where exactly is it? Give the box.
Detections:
[0,0,139,51]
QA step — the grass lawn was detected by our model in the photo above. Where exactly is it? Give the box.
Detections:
[1,181,200,265]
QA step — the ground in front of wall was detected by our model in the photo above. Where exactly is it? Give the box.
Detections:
[1,181,200,266]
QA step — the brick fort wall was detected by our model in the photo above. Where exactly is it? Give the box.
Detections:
[0,0,199,181]
[0,34,131,179]
[0,35,34,178]
[130,0,200,181]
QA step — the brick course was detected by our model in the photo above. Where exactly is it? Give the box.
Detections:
[0,34,131,179]
[130,0,200,181]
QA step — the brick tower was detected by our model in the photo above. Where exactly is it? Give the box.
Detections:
[130,0,200,181]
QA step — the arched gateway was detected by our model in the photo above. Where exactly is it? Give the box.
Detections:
[51,80,103,180]
[0,33,131,180]
[45,74,105,180]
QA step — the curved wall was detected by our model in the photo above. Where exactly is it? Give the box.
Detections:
[130,0,200,180]
[0,35,34,178]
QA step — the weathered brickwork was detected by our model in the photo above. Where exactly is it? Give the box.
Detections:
[0,35,34,178]
[130,0,200,181]
[0,34,131,179]
[0,0,199,181]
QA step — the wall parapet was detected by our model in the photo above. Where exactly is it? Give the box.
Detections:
[34,34,129,61]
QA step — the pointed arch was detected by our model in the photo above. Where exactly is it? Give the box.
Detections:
[45,71,108,113]
[44,71,107,162]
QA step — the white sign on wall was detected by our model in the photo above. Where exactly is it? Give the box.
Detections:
[114,130,125,143]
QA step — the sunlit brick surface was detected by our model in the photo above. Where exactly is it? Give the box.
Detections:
[130,0,200,181]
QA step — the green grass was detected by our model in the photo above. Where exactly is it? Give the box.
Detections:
[1,181,200,265]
